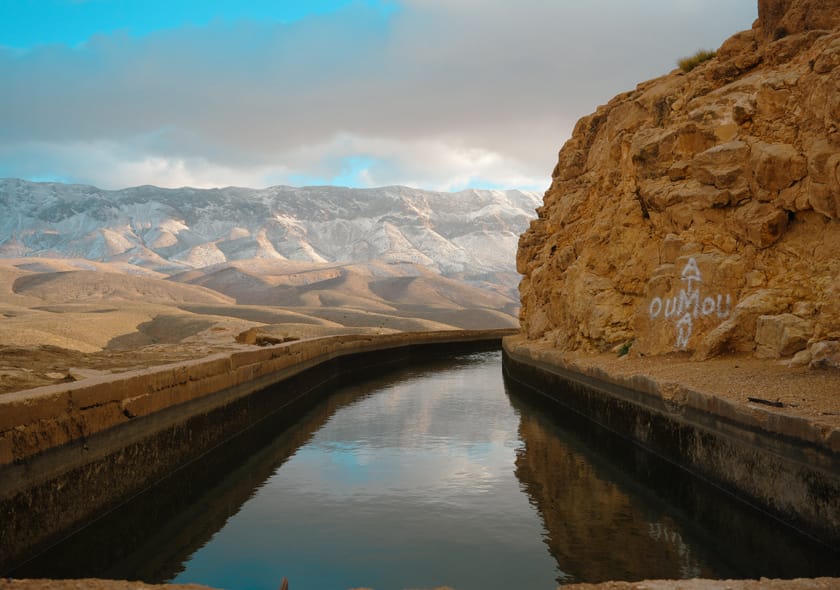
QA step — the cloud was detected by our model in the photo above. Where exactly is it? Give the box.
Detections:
[279,134,548,191]
[0,0,757,190]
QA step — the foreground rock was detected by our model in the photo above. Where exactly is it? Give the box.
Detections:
[517,0,840,362]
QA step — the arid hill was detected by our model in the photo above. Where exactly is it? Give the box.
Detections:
[0,256,518,393]
[517,0,840,367]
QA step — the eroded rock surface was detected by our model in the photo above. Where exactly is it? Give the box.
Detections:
[517,0,840,361]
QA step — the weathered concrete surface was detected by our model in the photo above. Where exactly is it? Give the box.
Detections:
[502,335,840,550]
[0,329,511,574]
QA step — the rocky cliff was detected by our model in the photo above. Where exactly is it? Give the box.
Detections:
[517,0,840,366]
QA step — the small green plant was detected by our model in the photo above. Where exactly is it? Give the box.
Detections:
[678,49,716,73]
[617,339,633,357]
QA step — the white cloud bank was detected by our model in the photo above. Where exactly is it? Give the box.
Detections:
[0,0,758,191]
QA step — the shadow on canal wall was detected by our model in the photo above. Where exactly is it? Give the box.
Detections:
[0,330,511,574]
[502,336,840,554]
[504,373,840,583]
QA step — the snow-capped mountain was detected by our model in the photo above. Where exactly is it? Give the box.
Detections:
[0,179,540,282]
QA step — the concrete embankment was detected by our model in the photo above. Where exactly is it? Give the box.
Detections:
[0,329,511,573]
[502,335,840,551]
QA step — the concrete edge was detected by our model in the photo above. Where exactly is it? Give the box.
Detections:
[501,335,840,549]
[503,335,840,454]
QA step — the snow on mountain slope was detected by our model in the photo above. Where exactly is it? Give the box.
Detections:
[0,179,540,282]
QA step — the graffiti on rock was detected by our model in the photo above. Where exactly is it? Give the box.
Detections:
[648,257,732,350]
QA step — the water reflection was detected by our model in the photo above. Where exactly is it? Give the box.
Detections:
[169,352,560,590]
[505,372,840,583]
[12,363,372,581]
[13,351,839,589]
[510,387,716,583]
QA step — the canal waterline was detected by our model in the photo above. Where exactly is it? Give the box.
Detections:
[13,351,839,588]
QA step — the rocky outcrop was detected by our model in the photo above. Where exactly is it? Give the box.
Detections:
[517,0,840,363]
[758,0,840,41]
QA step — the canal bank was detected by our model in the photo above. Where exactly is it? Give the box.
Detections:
[0,329,511,574]
[502,334,840,551]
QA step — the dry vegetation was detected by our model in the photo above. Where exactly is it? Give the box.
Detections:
[677,48,716,72]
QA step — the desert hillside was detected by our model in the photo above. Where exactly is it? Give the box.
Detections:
[0,256,518,394]
[517,0,839,367]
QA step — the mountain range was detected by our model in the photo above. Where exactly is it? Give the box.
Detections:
[0,179,539,286]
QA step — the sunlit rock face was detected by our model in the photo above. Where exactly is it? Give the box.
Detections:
[517,0,840,362]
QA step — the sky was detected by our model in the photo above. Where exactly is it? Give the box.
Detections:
[0,0,758,192]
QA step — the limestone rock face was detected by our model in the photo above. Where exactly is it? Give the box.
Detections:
[517,0,840,361]
[758,0,840,41]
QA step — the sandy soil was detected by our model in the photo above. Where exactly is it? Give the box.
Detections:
[569,348,840,427]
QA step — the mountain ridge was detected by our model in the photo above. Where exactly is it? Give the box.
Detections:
[0,179,539,291]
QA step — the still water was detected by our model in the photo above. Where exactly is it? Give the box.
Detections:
[15,351,839,589]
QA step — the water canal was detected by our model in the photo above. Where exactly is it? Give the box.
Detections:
[13,351,839,589]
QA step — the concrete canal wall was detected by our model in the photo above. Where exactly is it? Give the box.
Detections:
[502,335,840,550]
[0,330,511,573]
